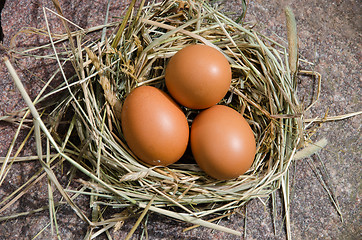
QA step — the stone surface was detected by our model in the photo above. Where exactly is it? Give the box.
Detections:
[0,0,360,239]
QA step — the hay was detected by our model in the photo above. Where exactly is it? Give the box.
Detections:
[70,0,301,222]
[2,0,354,238]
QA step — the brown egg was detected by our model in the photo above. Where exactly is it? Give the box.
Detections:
[121,86,189,166]
[165,44,232,109]
[190,105,256,180]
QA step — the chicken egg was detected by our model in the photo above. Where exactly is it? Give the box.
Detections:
[190,105,256,180]
[165,44,232,109]
[121,86,189,166]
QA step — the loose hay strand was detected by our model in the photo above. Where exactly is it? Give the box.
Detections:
[124,196,155,240]
[304,111,362,123]
[306,154,344,221]
[285,6,298,77]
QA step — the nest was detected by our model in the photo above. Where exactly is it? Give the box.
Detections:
[3,0,310,237]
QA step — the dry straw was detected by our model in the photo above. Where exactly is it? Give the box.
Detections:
[1,0,356,238]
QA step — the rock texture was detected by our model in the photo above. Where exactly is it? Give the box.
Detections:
[0,0,360,239]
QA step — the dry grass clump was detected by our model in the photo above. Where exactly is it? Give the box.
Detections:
[3,0,350,238]
[72,0,301,227]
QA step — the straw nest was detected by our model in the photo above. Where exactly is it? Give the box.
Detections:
[3,0,310,237]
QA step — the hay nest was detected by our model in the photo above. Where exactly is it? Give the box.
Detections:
[3,0,309,237]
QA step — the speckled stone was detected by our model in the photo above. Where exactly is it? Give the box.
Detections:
[0,0,360,239]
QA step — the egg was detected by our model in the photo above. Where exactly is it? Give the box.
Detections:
[165,44,232,109]
[121,86,189,166]
[190,105,256,180]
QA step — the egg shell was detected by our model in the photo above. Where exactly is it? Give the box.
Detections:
[190,105,256,180]
[165,44,232,109]
[121,86,189,166]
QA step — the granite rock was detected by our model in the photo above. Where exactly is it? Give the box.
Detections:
[0,0,360,239]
